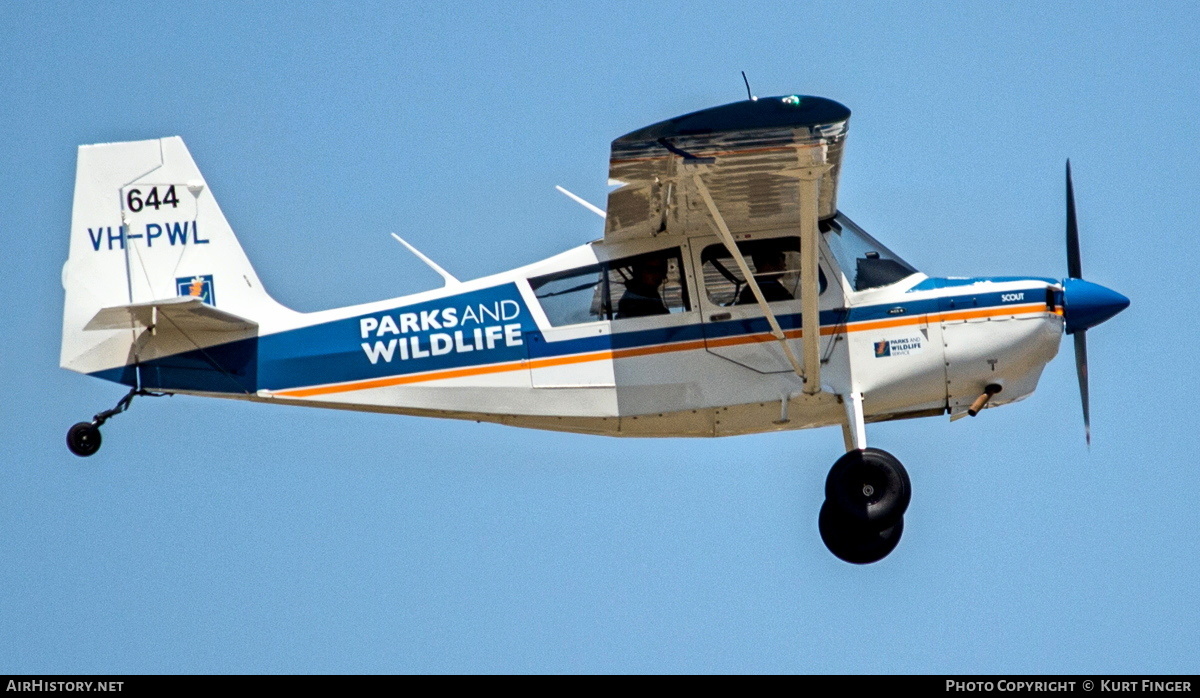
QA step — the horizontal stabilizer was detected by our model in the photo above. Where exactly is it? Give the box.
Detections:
[84,297,257,333]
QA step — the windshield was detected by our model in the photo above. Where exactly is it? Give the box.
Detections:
[822,213,917,291]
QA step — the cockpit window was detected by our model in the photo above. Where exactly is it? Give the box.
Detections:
[529,263,607,326]
[607,251,689,320]
[700,237,826,306]
[529,248,690,326]
[822,213,917,291]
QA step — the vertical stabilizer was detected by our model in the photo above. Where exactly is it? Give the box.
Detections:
[61,137,296,383]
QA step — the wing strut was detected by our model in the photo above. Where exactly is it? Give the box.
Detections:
[782,146,832,395]
[690,144,831,394]
[691,171,808,385]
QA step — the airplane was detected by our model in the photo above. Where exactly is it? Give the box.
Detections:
[60,94,1129,563]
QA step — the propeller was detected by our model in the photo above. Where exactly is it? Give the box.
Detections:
[1066,161,1089,445]
[1059,160,1129,446]
[1073,331,1090,444]
[1066,161,1081,279]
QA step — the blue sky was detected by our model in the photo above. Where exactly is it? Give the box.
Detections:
[2,1,1197,673]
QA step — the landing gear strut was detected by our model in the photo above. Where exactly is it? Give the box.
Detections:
[66,388,160,457]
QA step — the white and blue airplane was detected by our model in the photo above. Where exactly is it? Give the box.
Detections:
[61,95,1128,563]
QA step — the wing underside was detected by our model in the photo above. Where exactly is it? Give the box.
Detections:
[604,95,851,242]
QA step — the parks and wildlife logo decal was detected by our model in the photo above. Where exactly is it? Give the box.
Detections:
[874,331,926,358]
[176,275,215,305]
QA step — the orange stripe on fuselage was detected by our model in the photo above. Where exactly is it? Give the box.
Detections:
[612,339,709,359]
[277,359,531,397]
[271,304,1057,398]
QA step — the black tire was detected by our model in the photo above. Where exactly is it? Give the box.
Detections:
[66,422,102,457]
[825,447,911,527]
[818,500,904,564]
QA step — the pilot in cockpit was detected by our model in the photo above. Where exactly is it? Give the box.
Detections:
[737,250,794,305]
[616,257,669,319]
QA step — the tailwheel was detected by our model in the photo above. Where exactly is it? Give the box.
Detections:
[818,501,904,564]
[66,422,102,457]
[64,387,162,457]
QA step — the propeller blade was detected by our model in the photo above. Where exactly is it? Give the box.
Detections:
[1066,160,1082,279]
[1074,330,1090,446]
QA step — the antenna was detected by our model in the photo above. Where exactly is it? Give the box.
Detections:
[741,71,756,101]
[555,185,606,219]
[389,233,460,287]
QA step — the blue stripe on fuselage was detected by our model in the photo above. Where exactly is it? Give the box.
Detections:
[906,276,1058,292]
[88,278,1055,394]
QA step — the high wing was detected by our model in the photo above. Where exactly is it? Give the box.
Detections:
[603,95,850,243]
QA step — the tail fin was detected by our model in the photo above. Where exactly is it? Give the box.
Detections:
[61,137,296,390]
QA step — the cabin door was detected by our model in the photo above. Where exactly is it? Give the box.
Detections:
[689,233,841,375]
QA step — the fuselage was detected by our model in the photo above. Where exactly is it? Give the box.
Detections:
[97,212,1067,437]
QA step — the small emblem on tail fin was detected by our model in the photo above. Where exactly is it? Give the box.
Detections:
[176,275,215,305]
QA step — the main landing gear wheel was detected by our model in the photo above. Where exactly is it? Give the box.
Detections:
[825,447,911,528]
[818,447,910,563]
[818,501,904,564]
[66,422,102,457]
